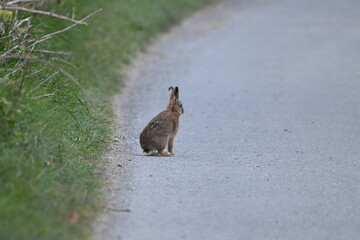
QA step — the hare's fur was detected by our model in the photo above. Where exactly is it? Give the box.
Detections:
[140,86,184,157]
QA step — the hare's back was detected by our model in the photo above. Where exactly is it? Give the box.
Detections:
[142,111,174,136]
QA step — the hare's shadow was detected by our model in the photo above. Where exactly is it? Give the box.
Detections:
[132,153,189,158]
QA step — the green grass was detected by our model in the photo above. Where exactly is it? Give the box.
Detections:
[0,0,213,239]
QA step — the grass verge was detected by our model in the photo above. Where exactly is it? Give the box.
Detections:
[0,0,213,239]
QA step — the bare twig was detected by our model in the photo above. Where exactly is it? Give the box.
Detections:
[0,6,88,25]
[1,43,23,57]
[32,49,72,56]
[30,8,102,48]
[0,55,80,86]
[56,65,79,86]
[27,71,59,95]
[50,57,78,69]
[26,64,48,78]
[0,68,17,71]
[5,0,37,5]
[6,48,30,117]
[31,93,56,99]
[0,54,38,60]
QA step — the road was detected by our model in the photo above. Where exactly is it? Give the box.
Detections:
[95,0,360,239]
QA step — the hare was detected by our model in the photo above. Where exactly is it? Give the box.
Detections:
[140,86,184,157]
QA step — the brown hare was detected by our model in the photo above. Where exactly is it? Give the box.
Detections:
[140,86,184,157]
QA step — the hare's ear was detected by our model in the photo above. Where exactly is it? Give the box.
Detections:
[174,86,179,100]
[168,86,174,99]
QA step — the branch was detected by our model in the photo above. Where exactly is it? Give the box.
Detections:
[0,54,37,60]
[0,6,88,25]
[50,57,78,69]
[27,71,59,95]
[32,49,72,56]
[31,93,56,99]
[0,55,80,86]
[30,8,102,48]
[26,64,48,78]
[5,0,37,5]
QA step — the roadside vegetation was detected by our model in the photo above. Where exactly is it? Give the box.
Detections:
[0,0,212,239]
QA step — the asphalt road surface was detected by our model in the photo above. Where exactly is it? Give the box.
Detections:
[95,0,360,239]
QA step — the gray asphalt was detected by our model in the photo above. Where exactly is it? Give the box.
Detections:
[96,0,360,239]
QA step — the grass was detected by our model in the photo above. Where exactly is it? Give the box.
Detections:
[0,0,213,239]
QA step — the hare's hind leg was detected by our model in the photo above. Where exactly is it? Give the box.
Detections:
[167,136,175,156]
[157,152,172,157]
[153,135,172,157]
[156,148,172,157]
[147,150,158,156]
